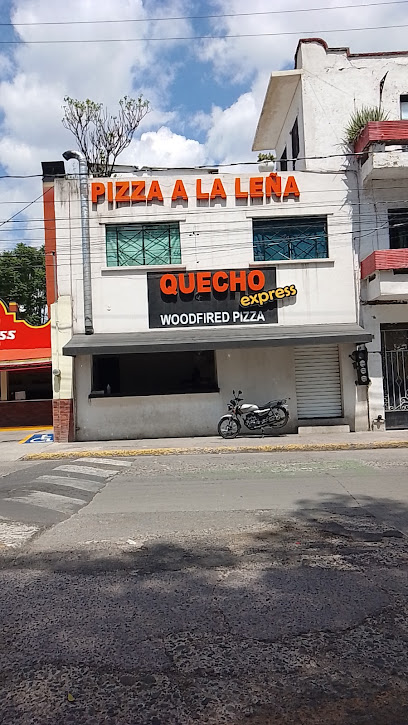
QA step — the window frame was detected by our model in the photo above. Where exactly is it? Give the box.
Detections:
[388,208,408,250]
[105,221,182,267]
[400,94,408,120]
[252,215,329,263]
[290,118,300,170]
[90,350,219,398]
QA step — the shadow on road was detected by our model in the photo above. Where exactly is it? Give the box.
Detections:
[1,493,408,724]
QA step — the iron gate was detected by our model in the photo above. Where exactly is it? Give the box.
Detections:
[381,326,408,429]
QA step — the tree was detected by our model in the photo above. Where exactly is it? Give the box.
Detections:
[0,243,47,325]
[62,95,150,177]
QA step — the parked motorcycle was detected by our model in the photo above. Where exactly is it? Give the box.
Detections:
[218,390,289,439]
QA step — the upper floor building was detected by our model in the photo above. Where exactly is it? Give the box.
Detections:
[253,37,408,178]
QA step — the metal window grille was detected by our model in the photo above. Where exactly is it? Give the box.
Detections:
[106,223,181,267]
[253,216,328,262]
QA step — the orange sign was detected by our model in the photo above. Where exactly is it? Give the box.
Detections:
[91,174,300,206]
[0,300,51,363]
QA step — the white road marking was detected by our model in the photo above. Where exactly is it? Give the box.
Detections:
[5,491,85,514]
[0,521,40,548]
[55,464,118,478]
[36,475,102,492]
[74,457,131,467]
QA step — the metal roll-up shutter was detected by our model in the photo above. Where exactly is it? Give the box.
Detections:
[294,345,342,419]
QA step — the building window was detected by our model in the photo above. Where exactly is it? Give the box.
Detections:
[290,118,299,170]
[389,209,408,249]
[400,95,408,120]
[106,222,181,267]
[91,350,218,397]
[279,148,288,172]
[253,216,328,262]
[7,368,52,401]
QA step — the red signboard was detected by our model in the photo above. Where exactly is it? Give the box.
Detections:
[0,300,51,363]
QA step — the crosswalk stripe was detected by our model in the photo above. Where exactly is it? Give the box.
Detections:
[0,521,40,548]
[55,464,119,478]
[5,491,85,514]
[74,457,131,467]
[36,475,102,492]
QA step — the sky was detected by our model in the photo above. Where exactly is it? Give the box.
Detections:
[0,0,408,248]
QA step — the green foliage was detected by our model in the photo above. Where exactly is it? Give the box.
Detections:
[0,243,46,325]
[344,106,389,145]
[257,152,275,162]
[62,95,150,176]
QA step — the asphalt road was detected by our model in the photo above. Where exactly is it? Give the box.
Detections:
[1,449,408,724]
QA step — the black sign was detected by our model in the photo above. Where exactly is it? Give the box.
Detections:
[147,267,280,329]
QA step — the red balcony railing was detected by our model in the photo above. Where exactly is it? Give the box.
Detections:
[361,249,408,279]
[354,121,408,155]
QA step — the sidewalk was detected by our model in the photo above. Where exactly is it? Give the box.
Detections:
[4,428,407,461]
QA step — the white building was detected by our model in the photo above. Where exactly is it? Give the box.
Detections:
[254,38,408,430]
[43,157,370,442]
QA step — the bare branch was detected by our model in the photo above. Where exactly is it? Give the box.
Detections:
[62,95,150,176]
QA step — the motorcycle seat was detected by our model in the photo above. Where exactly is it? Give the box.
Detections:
[260,400,280,409]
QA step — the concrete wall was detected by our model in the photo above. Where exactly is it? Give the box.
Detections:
[54,171,359,336]
[296,40,408,172]
[74,342,360,441]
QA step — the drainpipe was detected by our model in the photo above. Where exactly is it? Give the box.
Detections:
[62,149,94,335]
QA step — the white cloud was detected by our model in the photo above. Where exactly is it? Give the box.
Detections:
[200,0,408,83]
[123,126,206,167]
[1,0,408,250]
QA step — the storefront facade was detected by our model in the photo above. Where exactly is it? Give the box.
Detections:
[0,300,52,427]
[44,165,371,441]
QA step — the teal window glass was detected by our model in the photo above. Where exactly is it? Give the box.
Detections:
[253,216,328,262]
[106,223,181,266]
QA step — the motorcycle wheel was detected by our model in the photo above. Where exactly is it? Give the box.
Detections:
[269,406,289,428]
[218,415,241,439]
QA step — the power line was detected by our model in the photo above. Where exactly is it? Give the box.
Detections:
[0,146,407,179]
[2,0,406,26]
[0,22,407,43]
[0,189,52,229]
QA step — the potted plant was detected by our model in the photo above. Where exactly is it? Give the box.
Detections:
[257,152,276,172]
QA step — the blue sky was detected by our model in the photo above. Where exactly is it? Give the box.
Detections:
[0,0,407,247]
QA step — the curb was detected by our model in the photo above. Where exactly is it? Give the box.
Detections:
[22,439,408,460]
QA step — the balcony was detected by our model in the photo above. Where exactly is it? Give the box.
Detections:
[361,249,408,301]
[354,121,408,185]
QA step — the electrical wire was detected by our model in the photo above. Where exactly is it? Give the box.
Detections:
[0,146,407,179]
[0,22,407,43]
[2,0,407,26]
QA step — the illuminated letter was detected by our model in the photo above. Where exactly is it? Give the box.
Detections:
[196,272,212,293]
[265,173,282,199]
[160,274,178,295]
[172,179,188,201]
[210,178,227,200]
[247,270,265,291]
[147,180,163,202]
[229,270,246,292]
[283,176,300,198]
[107,182,113,202]
[178,273,195,294]
[249,177,263,198]
[115,181,131,202]
[212,271,229,292]
[196,179,209,200]
[131,181,146,202]
[91,182,105,203]
[235,178,248,199]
